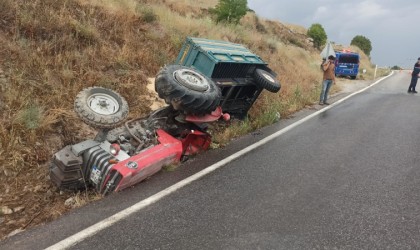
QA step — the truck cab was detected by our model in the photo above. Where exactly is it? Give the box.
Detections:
[335,51,360,79]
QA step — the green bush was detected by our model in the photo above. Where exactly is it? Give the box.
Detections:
[351,35,372,56]
[210,0,248,24]
[307,23,327,49]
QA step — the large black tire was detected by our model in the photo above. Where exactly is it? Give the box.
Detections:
[74,87,129,129]
[254,68,281,93]
[155,65,221,114]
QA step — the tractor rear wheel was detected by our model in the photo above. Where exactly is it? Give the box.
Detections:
[155,65,221,114]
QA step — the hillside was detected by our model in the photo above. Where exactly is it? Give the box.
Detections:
[0,0,378,239]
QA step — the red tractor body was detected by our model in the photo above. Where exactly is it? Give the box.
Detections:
[50,107,214,195]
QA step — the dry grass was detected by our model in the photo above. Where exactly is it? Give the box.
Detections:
[0,0,378,239]
[0,0,178,238]
[164,0,218,9]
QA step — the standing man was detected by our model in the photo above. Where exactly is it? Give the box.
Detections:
[408,57,420,93]
[320,55,336,105]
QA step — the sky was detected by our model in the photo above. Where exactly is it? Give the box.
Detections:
[247,0,420,68]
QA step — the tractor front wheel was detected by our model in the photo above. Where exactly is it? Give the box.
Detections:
[74,87,129,129]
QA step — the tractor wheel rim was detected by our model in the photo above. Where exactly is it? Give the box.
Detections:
[87,93,120,115]
[262,72,275,82]
[174,69,209,91]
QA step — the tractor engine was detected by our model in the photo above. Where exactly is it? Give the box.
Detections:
[50,106,210,195]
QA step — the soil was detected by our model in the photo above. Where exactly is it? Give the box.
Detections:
[0,77,374,240]
[146,78,167,110]
[336,77,373,93]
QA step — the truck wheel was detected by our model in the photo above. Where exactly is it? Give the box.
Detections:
[254,69,281,93]
[350,76,356,80]
[155,65,221,114]
[74,87,129,129]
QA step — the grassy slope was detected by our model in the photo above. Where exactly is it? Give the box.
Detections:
[0,0,378,238]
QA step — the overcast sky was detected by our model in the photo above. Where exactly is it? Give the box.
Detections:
[247,0,420,68]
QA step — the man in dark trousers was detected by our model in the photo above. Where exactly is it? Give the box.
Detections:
[320,55,336,105]
[408,57,420,93]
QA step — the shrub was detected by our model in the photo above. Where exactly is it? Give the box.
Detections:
[351,35,372,56]
[15,104,43,130]
[307,23,327,49]
[210,0,248,24]
[138,6,158,23]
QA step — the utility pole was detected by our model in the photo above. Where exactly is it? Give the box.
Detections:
[373,65,378,80]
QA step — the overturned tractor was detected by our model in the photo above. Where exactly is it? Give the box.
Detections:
[50,37,280,195]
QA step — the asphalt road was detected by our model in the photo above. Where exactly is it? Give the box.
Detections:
[2,71,420,249]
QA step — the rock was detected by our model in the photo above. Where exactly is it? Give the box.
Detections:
[46,189,53,198]
[6,219,16,225]
[64,197,76,207]
[34,185,42,192]
[13,206,25,213]
[1,206,13,215]
[0,217,4,224]
[3,169,18,178]
[8,228,24,237]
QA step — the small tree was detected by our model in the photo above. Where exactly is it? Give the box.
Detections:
[351,35,372,56]
[307,23,327,49]
[210,0,248,24]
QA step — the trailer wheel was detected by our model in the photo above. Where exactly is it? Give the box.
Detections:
[74,87,129,129]
[254,69,281,93]
[155,65,221,114]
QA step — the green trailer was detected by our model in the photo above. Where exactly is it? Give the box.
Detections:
[176,37,267,78]
[156,37,281,119]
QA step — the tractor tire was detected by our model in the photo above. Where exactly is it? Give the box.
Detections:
[155,65,221,114]
[74,87,129,129]
[254,68,281,93]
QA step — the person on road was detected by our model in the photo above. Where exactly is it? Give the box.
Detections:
[320,55,336,105]
[407,57,420,93]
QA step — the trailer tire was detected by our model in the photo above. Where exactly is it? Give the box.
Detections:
[254,68,281,93]
[74,87,129,129]
[155,65,221,114]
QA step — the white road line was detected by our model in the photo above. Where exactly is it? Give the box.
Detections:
[46,72,394,250]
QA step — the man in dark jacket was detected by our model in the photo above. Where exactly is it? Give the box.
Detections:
[408,58,420,93]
